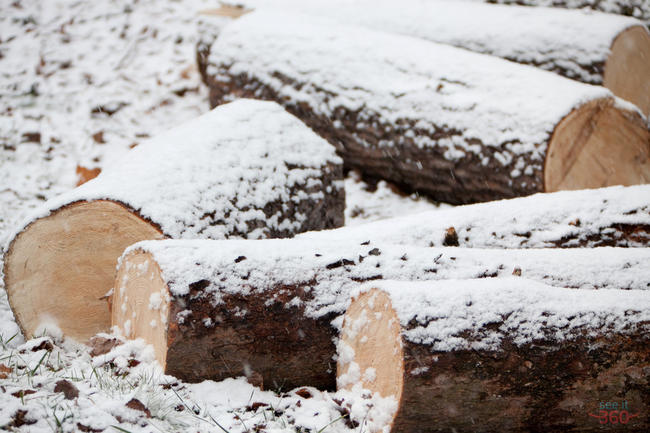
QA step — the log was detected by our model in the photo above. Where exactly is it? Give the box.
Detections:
[196,12,231,85]
[112,239,650,390]
[338,279,650,432]
[473,0,650,23]
[302,184,650,248]
[200,10,650,204]
[3,99,344,341]
[216,0,650,116]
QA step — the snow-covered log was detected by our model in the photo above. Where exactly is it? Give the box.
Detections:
[302,184,650,248]
[201,10,650,204]
[112,239,650,389]
[3,99,344,341]
[339,279,650,432]
[213,0,650,116]
[473,0,650,23]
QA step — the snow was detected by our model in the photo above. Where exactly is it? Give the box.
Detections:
[362,367,377,383]
[233,0,642,84]
[148,293,162,311]
[336,357,361,387]
[344,170,452,225]
[128,239,650,327]
[354,278,650,351]
[467,0,650,23]
[206,9,612,191]
[346,309,369,340]
[302,184,650,248]
[336,384,398,433]
[410,366,430,375]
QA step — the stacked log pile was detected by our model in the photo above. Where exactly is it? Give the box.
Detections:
[2,99,344,341]
[3,2,650,432]
[199,10,649,204]
[211,0,650,116]
[112,238,650,389]
[338,279,650,432]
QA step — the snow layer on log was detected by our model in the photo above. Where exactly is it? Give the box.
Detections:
[204,10,627,199]
[471,0,650,23]
[233,0,641,84]
[352,278,650,351]
[301,184,650,248]
[5,99,344,245]
[124,239,650,322]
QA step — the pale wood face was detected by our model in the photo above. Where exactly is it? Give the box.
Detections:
[338,289,403,426]
[112,251,170,369]
[4,200,163,341]
[604,25,650,118]
[199,5,249,18]
[545,98,650,192]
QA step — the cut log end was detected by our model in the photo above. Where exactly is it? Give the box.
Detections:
[199,6,250,18]
[112,250,169,369]
[605,25,650,118]
[4,200,163,341]
[544,97,650,192]
[338,289,403,431]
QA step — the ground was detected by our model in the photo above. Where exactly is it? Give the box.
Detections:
[0,1,443,431]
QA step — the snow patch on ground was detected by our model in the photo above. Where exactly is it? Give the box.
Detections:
[0,335,391,432]
[344,170,451,225]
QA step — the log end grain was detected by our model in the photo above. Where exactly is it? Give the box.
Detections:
[604,25,650,118]
[337,288,403,432]
[112,250,170,369]
[199,5,250,19]
[3,200,163,341]
[545,97,650,192]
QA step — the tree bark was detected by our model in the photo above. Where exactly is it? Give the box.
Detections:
[112,239,650,390]
[209,0,650,116]
[3,99,344,341]
[338,280,650,432]
[200,11,650,204]
[301,184,650,248]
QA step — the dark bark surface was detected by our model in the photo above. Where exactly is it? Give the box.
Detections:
[396,335,650,432]
[552,223,650,248]
[165,281,337,391]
